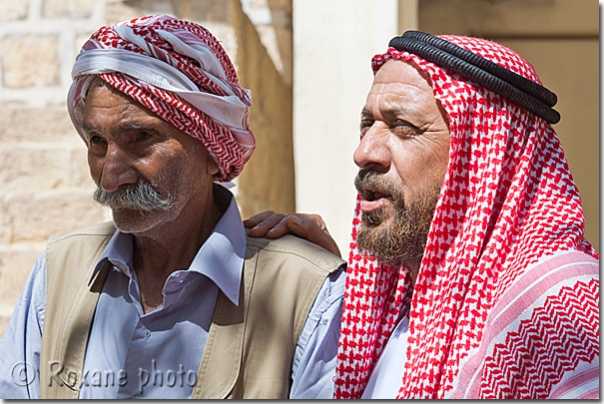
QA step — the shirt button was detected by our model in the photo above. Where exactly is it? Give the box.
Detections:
[144,329,150,338]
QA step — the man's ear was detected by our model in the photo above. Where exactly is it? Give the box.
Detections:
[207,156,220,176]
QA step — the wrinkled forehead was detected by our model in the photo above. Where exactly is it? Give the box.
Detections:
[369,59,436,109]
[366,59,448,126]
[82,81,183,137]
[84,76,109,97]
[372,58,433,89]
[81,76,146,116]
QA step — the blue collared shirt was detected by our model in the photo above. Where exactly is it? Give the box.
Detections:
[0,195,344,399]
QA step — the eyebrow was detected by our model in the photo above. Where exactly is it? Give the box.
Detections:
[380,109,404,120]
[361,108,373,118]
[81,121,146,137]
[81,123,98,137]
[361,107,408,120]
[113,121,144,136]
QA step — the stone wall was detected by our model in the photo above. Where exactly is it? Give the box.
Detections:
[0,0,110,338]
[0,0,293,338]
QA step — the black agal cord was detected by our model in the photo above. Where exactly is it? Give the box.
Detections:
[388,31,560,124]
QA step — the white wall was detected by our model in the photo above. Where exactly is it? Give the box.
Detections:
[292,0,399,257]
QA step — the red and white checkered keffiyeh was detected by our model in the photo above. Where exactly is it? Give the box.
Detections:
[68,14,255,181]
[334,35,599,399]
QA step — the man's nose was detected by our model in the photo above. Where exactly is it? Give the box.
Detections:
[353,127,390,173]
[99,143,138,193]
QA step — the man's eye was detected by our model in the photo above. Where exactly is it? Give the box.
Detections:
[89,135,105,146]
[360,119,374,133]
[391,120,418,137]
[137,131,152,141]
[87,135,107,154]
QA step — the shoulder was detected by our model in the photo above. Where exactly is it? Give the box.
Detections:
[45,222,116,279]
[497,249,598,304]
[245,234,346,274]
[481,250,599,397]
[47,222,116,245]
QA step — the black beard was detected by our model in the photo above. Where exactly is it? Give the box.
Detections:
[354,170,440,269]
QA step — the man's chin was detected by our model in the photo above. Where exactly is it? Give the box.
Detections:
[360,205,396,229]
[111,209,160,235]
[357,220,402,261]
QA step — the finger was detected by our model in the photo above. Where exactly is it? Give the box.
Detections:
[303,214,329,233]
[265,217,294,239]
[243,210,275,228]
[247,213,286,237]
[287,216,341,257]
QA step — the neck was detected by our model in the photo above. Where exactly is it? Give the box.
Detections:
[132,184,230,312]
[406,261,421,285]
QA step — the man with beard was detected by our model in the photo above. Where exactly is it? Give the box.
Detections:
[0,15,345,399]
[245,31,599,398]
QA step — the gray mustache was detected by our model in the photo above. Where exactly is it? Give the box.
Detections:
[93,182,173,212]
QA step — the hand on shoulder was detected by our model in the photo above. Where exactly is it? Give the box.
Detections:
[244,211,341,258]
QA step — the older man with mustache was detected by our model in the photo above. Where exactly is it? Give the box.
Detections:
[246,31,599,399]
[0,15,345,399]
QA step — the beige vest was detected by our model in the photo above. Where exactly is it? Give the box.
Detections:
[39,222,344,399]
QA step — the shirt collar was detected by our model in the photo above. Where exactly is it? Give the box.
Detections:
[88,188,246,306]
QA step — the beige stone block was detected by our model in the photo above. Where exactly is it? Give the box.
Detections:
[7,190,106,242]
[0,0,29,21]
[0,146,74,191]
[0,196,11,244]
[173,0,228,23]
[0,105,79,143]
[105,0,176,26]
[2,35,60,89]
[43,0,94,19]
[0,244,43,317]
[75,32,92,57]
[105,1,140,26]
[69,147,97,189]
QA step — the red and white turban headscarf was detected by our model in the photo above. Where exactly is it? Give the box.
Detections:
[68,14,255,181]
[335,35,599,399]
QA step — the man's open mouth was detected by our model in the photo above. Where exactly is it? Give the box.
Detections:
[360,186,390,201]
[359,187,391,212]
